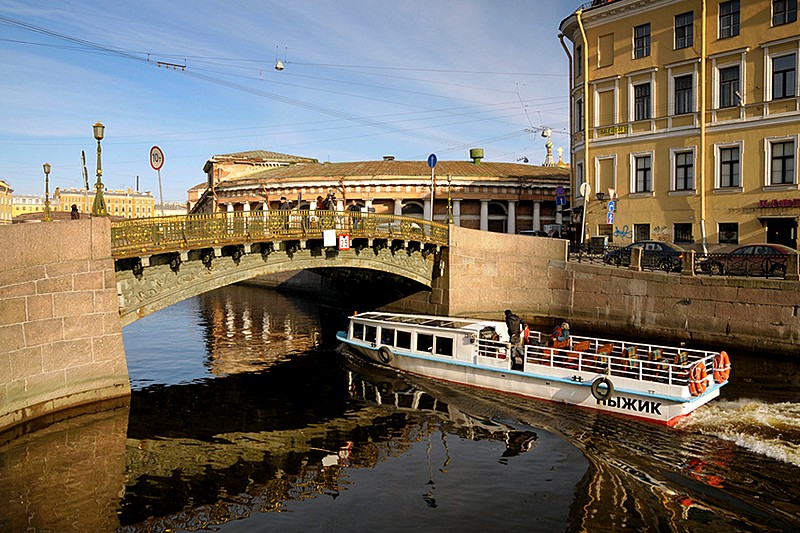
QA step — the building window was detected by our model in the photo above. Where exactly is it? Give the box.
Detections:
[634,83,651,121]
[719,66,740,108]
[719,146,741,188]
[674,223,693,243]
[674,74,693,115]
[576,98,584,132]
[634,224,650,242]
[674,151,695,191]
[576,162,585,197]
[773,0,797,26]
[772,54,797,100]
[575,45,583,77]
[770,140,796,185]
[718,222,739,244]
[675,11,694,49]
[719,0,740,38]
[634,155,652,193]
[634,24,651,58]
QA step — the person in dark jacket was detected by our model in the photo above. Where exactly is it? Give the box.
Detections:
[504,309,525,369]
[70,204,80,219]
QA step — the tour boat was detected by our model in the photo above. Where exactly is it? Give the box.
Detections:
[336,312,731,426]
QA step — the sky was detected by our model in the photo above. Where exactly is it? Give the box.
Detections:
[0,1,575,202]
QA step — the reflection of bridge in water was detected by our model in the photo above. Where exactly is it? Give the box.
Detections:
[112,211,448,326]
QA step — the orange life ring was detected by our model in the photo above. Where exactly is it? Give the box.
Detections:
[689,362,707,396]
[713,351,731,383]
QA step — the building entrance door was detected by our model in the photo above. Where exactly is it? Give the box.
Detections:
[766,218,798,249]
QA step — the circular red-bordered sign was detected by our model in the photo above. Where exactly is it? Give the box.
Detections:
[150,146,164,171]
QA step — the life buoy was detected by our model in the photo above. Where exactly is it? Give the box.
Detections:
[591,377,614,401]
[689,362,707,396]
[378,346,394,364]
[713,351,731,383]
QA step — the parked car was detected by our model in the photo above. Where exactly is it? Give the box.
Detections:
[602,240,685,272]
[699,243,794,277]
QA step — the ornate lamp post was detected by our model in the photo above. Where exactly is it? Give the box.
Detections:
[91,121,108,217]
[42,162,52,221]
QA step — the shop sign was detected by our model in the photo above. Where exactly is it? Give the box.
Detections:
[759,199,800,208]
[598,125,628,136]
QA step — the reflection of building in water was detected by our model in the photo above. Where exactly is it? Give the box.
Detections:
[197,286,322,375]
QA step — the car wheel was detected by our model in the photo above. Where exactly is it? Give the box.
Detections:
[659,259,672,272]
[707,262,723,276]
[613,256,623,267]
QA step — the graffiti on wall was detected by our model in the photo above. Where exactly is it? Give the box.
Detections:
[652,226,670,242]
[613,225,632,240]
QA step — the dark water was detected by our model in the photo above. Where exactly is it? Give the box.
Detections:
[1,285,799,532]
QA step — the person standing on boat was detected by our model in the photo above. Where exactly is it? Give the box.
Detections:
[504,310,524,369]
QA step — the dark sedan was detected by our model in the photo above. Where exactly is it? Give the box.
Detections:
[603,240,685,272]
[700,243,795,277]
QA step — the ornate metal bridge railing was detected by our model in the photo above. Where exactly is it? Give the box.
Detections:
[111,211,449,259]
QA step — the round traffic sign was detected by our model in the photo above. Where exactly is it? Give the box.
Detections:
[150,146,164,171]
[427,153,437,168]
[579,182,591,197]
[555,185,565,196]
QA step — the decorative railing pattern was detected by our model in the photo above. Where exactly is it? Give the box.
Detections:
[111,211,449,258]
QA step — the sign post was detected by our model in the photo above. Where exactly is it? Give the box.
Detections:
[150,146,165,216]
[427,154,437,221]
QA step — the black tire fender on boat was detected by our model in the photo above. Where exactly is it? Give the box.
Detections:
[591,376,614,401]
[378,346,394,364]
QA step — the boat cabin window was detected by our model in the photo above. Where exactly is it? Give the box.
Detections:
[381,327,395,345]
[352,322,364,340]
[434,336,454,357]
[364,325,377,344]
[417,333,434,353]
[396,330,412,349]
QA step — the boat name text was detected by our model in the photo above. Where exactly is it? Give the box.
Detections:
[597,396,662,415]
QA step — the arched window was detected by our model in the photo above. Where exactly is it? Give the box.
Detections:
[402,202,424,219]
[488,201,508,233]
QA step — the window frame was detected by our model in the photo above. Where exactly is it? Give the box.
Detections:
[766,137,798,186]
[718,65,740,108]
[674,223,694,244]
[719,0,740,39]
[631,152,654,194]
[771,53,797,100]
[673,74,694,115]
[718,222,739,244]
[671,148,696,192]
[772,0,798,26]
[575,44,583,77]
[575,97,584,132]
[634,23,651,59]
[675,11,694,49]
[633,82,652,121]
[716,142,743,189]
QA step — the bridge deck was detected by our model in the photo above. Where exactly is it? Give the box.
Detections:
[111,211,449,259]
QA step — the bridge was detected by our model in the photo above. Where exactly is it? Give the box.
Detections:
[111,210,449,326]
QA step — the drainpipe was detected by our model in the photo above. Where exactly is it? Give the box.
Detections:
[699,0,708,254]
[559,32,576,241]
[576,10,591,242]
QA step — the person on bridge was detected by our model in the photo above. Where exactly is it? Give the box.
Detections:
[279,196,292,229]
[70,204,80,219]
[347,199,361,229]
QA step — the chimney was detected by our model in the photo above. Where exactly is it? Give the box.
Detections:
[469,148,484,164]
[383,155,395,161]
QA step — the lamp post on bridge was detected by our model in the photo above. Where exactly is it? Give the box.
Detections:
[91,121,108,217]
[445,174,453,224]
[42,162,52,222]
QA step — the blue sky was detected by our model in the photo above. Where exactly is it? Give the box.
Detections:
[1,1,574,202]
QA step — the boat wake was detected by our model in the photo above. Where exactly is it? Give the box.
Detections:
[678,399,800,467]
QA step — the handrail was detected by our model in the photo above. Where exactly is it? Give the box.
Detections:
[110,211,449,259]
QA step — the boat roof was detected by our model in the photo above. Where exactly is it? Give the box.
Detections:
[351,312,498,332]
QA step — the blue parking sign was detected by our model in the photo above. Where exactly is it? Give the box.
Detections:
[607,212,615,224]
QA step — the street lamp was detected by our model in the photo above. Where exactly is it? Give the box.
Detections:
[91,121,108,217]
[42,162,52,221]
[445,174,453,224]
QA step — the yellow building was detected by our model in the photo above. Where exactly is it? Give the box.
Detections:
[0,180,13,224]
[56,188,155,219]
[12,194,60,219]
[560,0,799,250]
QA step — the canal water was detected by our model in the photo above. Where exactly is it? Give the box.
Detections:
[1,284,799,532]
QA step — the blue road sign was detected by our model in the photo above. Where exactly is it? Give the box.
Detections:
[607,211,615,224]
[607,200,615,212]
[427,154,437,168]
[556,196,567,206]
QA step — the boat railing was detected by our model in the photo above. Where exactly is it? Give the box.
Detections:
[476,337,511,362]
[521,336,719,387]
